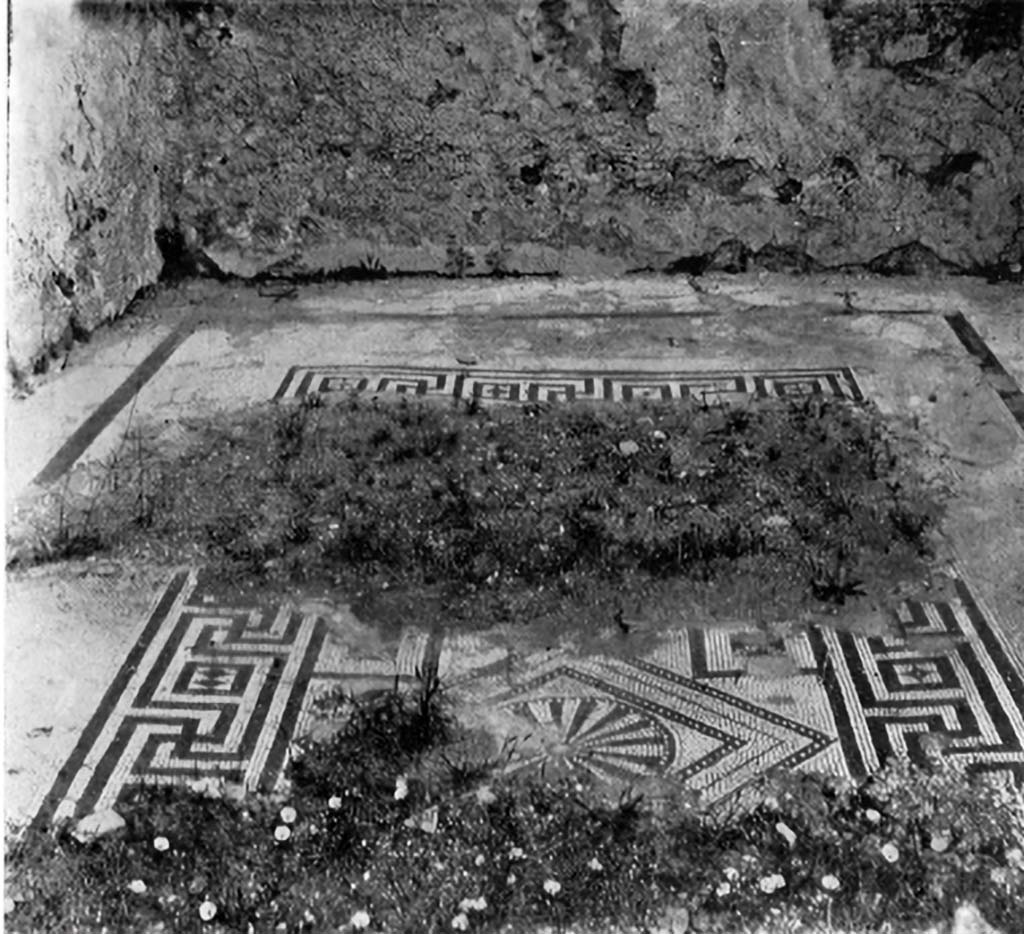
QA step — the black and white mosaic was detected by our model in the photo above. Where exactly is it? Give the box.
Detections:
[33,563,1024,826]
[273,365,864,405]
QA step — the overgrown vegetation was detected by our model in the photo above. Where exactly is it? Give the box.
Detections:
[6,682,1023,934]
[12,393,944,628]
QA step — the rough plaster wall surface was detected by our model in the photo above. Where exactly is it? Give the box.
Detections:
[158,0,1024,280]
[6,0,1023,370]
[7,2,167,373]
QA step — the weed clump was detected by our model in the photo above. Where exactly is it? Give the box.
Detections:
[14,394,944,625]
[6,685,1022,933]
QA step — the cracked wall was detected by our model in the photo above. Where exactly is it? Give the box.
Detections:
[6,0,1024,372]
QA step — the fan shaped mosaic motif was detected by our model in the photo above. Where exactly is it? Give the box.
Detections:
[502,696,676,782]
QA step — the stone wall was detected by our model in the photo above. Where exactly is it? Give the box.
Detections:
[7,0,1023,371]
[6,1,170,375]
[158,0,1023,280]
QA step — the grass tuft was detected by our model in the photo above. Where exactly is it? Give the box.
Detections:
[6,684,1022,933]
[10,394,945,628]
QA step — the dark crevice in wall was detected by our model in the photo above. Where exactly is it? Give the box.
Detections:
[663,239,1020,283]
[814,0,1021,69]
[75,1,231,23]
[922,152,986,190]
[154,226,226,282]
[12,282,163,389]
[28,312,91,376]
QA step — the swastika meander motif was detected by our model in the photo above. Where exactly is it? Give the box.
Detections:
[273,365,864,405]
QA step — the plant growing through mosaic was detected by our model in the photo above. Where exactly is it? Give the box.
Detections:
[10,392,945,630]
[6,682,1022,933]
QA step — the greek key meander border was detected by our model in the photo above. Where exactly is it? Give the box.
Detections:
[33,355,1024,827]
[272,365,865,403]
[34,563,1024,829]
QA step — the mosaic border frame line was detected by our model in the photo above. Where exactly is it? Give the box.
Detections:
[272,365,865,404]
[945,312,1024,431]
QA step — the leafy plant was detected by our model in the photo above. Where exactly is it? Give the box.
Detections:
[7,685,1022,933]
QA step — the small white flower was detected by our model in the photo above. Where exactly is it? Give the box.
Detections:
[451,912,469,931]
[715,881,731,897]
[459,896,487,913]
[775,821,796,847]
[509,846,525,860]
[930,832,951,853]
[394,776,409,801]
[820,874,841,892]
[153,836,170,852]
[588,857,603,872]
[723,866,740,882]
[864,808,882,823]
[758,874,786,894]
[328,795,343,810]
[127,879,147,894]
[274,824,291,842]
[474,854,485,867]
[881,842,900,863]
[198,899,217,922]
[475,785,496,805]
[1006,847,1024,869]
[350,909,371,929]
[543,879,562,896]
[279,805,297,824]
[991,867,1009,886]
[506,873,517,886]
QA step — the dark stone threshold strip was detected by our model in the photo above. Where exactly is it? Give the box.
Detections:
[945,312,1024,430]
[33,318,196,487]
[31,571,192,832]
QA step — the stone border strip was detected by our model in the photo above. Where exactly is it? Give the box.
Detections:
[32,320,196,486]
[945,312,1024,431]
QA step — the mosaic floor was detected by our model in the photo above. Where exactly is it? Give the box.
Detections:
[31,362,1024,827]
[34,565,1024,826]
[273,364,865,405]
